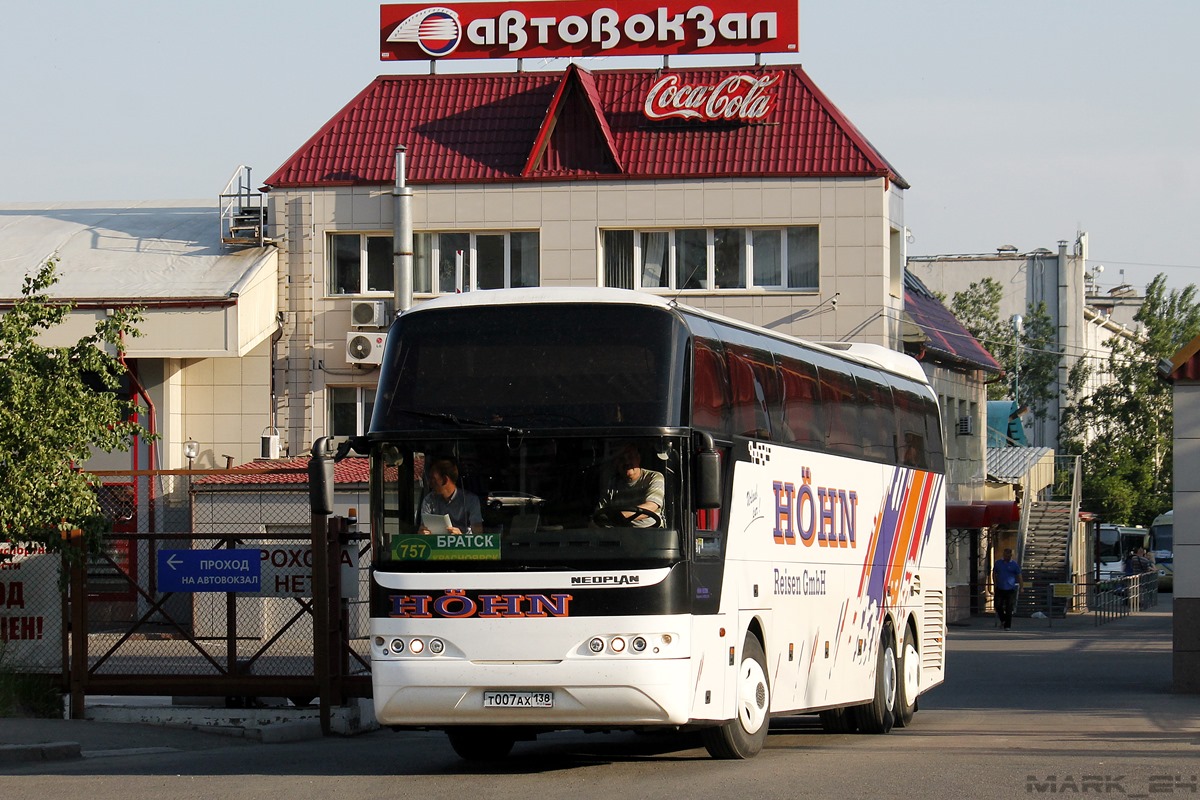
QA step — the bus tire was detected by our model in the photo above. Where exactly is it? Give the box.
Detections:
[819,707,857,733]
[854,626,897,734]
[894,627,919,728]
[446,727,516,761]
[702,634,770,759]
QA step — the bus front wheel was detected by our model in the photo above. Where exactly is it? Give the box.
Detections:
[702,634,770,759]
[446,727,516,761]
[854,626,897,734]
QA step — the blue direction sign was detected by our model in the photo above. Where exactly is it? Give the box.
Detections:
[157,549,261,593]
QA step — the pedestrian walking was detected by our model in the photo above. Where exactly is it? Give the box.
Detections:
[993,547,1022,630]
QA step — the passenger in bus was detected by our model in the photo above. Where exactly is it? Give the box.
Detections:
[418,458,483,536]
[594,444,665,528]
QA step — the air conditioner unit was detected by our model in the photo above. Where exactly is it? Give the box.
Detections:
[956,416,974,436]
[260,434,281,459]
[346,331,387,365]
[350,299,391,328]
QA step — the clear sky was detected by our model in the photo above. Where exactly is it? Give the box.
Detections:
[2,1,1196,293]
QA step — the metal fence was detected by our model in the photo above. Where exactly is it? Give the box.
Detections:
[3,467,372,720]
[1091,573,1159,623]
[971,573,1161,628]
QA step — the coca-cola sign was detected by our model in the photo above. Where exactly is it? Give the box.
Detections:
[380,1,800,61]
[643,72,781,123]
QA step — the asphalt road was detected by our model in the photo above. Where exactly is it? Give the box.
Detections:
[3,595,1196,800]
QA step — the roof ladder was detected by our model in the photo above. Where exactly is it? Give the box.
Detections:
[219,165,272,248]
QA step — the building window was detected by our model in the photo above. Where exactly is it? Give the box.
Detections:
[414,231,540,293]
[602,227,818,291]
[331,231,540,295]
[329,386,376,437]
[330,233,393,295]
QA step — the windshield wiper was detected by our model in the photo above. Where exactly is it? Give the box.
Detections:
[398,408,526,435]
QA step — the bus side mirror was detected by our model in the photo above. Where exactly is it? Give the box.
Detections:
[693,432,722,510]
[308,436,336,516]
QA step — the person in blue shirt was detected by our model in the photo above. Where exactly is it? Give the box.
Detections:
[992,548,1022,630]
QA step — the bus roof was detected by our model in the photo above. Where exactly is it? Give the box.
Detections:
[400,288,930,386]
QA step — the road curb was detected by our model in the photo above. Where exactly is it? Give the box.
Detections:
[0,741,82,764]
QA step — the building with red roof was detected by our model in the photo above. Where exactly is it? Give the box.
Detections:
[260,63,914,453]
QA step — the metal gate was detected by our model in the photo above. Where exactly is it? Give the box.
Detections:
[62,467,371,724]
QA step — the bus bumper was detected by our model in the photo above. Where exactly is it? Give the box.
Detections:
[371,656,695,727]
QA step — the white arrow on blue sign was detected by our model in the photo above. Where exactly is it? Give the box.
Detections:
[157,549,261,593]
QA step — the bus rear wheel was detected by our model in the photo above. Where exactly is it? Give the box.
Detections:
[702,634,770,759]
[894,628,919,728]
[854,627,896,734]
[446,727,516,761]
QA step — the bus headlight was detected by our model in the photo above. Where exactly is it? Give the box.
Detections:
[429,638,445,655]
[390,638,405,653]
[610,637,626,653]
[631,636,647,652]
[589,637,605,653]
[409,638,425,654]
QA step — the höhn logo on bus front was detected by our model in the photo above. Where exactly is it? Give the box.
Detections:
[772,467,858,547]
[380,1,798,60]
[389,590,573,618]
[643,72,779,122]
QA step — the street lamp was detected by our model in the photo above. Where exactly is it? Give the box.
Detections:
[184,438,199,470]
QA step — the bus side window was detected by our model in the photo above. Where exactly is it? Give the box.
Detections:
[819,369,862,458]
[692,337,729,434]
[726,345,780,440]
[892,387,929,469]
[856,374,896,463]
[922,393,946,473]
[777,355,822,447]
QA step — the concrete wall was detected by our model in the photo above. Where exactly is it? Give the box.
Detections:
[169,340,274,469]
[908,239,1091,452]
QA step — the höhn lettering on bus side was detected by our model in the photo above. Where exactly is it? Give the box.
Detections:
[772,467,857,547]
[389,590,573,618]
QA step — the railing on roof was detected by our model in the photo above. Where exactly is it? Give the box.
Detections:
[219,165,271,249]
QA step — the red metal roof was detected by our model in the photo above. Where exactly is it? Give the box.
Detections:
[193,457,369,487]
[264,65,906,189]
[903,271,1003,373]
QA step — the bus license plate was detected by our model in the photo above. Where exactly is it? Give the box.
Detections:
[483,691,553,708]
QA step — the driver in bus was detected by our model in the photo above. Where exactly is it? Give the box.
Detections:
[418,458,483,536]
[594,444,665,528]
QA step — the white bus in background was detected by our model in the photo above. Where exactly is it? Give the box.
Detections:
[1150,510,1174,591]
[355,289,946,760]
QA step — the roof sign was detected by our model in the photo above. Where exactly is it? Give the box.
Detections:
[380,1,800,61]
[643,72,780,122]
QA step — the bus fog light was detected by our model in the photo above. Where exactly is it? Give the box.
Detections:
[390,638,405,653]
[589,637,605,653]
[631,637,647,652]
[374,636,385,647]
[661,634,673,645]
[429,638,445,655]
[409,638,425,654]
[611,637,626,653]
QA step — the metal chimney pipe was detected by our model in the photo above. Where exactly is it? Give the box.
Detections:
[393,146,414,314]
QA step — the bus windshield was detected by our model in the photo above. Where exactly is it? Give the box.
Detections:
[371,434,686,572]
[372,303,689,431]
[1150,516,1173,552]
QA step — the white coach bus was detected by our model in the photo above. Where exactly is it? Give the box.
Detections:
[358,288,946,760]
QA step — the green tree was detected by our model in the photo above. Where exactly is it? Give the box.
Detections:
[1060,274,1200,524]
[949,278,1060,420]
[0,259,151,557]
